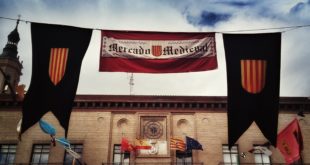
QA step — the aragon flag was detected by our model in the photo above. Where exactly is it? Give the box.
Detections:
[21,23,92,136]
[223,33,281,148]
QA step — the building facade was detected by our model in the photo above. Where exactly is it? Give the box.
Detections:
[0,95,309,165]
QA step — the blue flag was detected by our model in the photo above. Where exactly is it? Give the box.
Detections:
[186,136,203,151]
[39,119,56,136]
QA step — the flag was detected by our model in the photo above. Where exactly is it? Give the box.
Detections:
[248,145,272,156]
[100,30,217,73]
[135,139,152,150]
[186,136,203,151]
[121,137,134,152]
[170,137,186,151]
[277,118,303,164]
[55,137,71,148]
[21,23,92,136]
[223,33,281,148]
[39,119,56,136]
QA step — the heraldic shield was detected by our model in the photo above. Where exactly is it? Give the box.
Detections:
[49,48,69,85]
[152,45,162,57]
[240,59,267,94]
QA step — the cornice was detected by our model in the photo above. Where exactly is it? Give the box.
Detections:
[0,95,309,112]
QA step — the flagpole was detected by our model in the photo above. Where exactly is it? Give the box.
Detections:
[297,113,304,164]
[300,154,303,164]
[121,151,123,165]
[121,134,124,165]
[299,117,304,165]
[128,73,134,95]
[183,133,186,165]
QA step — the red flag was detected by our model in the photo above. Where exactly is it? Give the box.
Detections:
[100,30,217,73]
[121,137,134,152]
[277,118,303,164]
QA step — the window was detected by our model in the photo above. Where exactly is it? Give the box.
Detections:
[30,144,50,165]
[63,144,83,165]
[113,144,130,165]
[253,145,271,165]
[222,145,239,165]
[176,150,192,165]
[0,144,16,165]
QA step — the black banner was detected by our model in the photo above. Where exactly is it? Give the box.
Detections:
[21,23,92,136]
[223,33,281,147]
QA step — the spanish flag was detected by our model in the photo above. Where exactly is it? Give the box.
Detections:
[135,139,152,150]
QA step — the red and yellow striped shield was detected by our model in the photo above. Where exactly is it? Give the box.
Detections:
[152,45,162,57]
[49,48,69,85]
[240,59,267,94]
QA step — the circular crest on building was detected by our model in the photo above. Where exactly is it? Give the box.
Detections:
[143,121,163,139]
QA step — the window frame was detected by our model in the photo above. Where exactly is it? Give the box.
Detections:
[253,144,271,165]
[30,144,50,165]
[0,144,17,165]
[222,144,240,165]
[63,144,83,165]
[112,144,130,165]
[176,150,193,165]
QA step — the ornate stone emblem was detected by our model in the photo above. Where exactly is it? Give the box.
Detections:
[143,121,163,139]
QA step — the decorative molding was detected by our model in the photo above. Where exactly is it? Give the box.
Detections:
[0,95,309,112]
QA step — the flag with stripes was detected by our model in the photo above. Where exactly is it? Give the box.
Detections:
[240,60,266,94]
[151,45,162,57]
[21,23,92,136]
[170,137,186,151]
[223,33,281,148]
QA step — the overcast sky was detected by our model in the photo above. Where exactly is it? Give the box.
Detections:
[0,0,309,96]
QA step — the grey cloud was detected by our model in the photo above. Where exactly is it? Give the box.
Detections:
[216,1,255,8]
[186,11,231,27]
[290,2,307,14]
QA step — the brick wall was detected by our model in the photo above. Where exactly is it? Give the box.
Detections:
[0,96,309,165]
